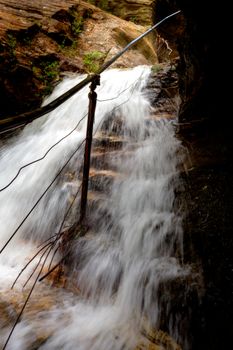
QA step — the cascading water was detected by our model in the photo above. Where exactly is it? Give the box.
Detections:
[0,65,187,350]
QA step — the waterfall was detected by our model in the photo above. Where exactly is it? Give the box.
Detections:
[0,65,187,350]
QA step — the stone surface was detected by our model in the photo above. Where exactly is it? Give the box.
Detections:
[85,0,154,25]
[177,123,233,350]
[154,0,229,124]
[153,2,233,350]
[0,0,157,119]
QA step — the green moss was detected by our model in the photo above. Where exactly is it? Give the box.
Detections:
[71,16,84,35]
[83,50,106,73]
[6,33,17,55]
[86,0,109,11]
[68,7,92,37]
[32,58,60,97]
[42,61,60,80]
[151,64,163,74]
[128,16,138,23]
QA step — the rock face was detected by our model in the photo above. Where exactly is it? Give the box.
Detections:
[0,0,157,119]
[154,0,228,124]
[154,2,233,350]
[86,0,154,25]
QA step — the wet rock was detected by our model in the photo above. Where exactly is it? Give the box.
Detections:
[154,0,229,125]
[145,64,180,119]
[178,124,233,350]
[0,298,17,328]
[93,133,126,150]
[0,282,74,348]
[137,325,182,350]
[153,3,233,348]
[89,168,120,192]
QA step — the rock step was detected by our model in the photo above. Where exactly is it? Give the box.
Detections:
[147,112,177,121]
[93,133,126,149]
[0,287,180,350]
[86,190,109,222]
[99,115,125,136]
[91,147,137,171]
[89,168,121,192]
[97,111,178,141]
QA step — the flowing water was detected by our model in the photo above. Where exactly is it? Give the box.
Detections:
[0,66,187,349]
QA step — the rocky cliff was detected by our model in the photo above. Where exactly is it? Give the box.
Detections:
[154,2,233,350]
[0,0,157,118]
[154,0,228,124]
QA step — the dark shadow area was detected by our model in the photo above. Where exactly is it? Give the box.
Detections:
[154,1,232,349]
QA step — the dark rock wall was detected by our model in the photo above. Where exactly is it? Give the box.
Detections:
[154,1,232,350]
[154,0,229,123]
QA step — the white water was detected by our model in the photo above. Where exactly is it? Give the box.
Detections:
[0,66,187,349]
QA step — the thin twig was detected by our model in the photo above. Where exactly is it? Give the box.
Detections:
[23,244,54,289]
[39,256,66,282]
[48,245,60,272]
[11,241,52,289]
[37,233,60,249]
[0,138,86,254]
[0,113,87,192]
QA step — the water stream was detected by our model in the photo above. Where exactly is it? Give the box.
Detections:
[0,65,187,349]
